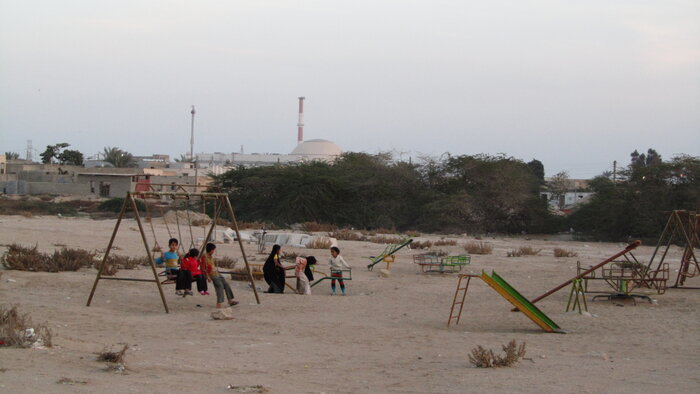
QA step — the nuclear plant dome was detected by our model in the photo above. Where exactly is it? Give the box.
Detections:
[290,139,342,158]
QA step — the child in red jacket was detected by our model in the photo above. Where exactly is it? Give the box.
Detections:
[176,248,209,296]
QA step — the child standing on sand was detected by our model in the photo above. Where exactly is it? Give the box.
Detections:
[329,246,351,295]
[294,256,316,295]
[201,243,238,308]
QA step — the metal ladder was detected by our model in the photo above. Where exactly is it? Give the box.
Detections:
[447,274,475,327]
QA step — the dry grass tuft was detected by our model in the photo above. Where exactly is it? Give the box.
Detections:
[57,377,88,385]
[191,218,211,227]
[468,340,527,368]
[306,238,332,249]
[464,241,493,255]
[49,248,96,271]
[1,244,95,272]
[97,344,128,364]
[507,246,541,257]
[280,251,299,261]
[107,255,149,269]
[301,221,337,232]
[553,248,578,258]
[0,305,53,348]
[434,239,457,246]
[1,244,45,271]
[404,230,421,238]
[328,229,366,241]
[410,240,433,249]
[369,235,404,245]
[230,266,264,281]
[217,256,239,269]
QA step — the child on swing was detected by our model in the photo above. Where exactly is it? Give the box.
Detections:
[155,238,180,282]
[176,248,208,297]
[201,243,238,308]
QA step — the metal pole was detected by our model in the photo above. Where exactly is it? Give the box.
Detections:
[87,195,129,306]
[130,193,169,313]
[223,196,261,304]
[190,105,195,161]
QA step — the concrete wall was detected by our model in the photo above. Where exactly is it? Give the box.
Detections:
[28,182,91,195]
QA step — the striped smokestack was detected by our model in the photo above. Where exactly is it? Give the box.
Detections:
[297,96,305,145]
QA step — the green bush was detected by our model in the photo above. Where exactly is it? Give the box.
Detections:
[98,198,145,213]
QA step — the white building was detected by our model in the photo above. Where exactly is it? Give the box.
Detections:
[192,139,343,169]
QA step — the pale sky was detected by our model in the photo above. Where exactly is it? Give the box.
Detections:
[1,0,698,178]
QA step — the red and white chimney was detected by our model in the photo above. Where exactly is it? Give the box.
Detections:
[297,96,305,145]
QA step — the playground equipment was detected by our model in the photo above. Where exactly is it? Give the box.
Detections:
[448,271,564,333]
[366,238,413,271]
[86,190,260,313]
[566,279,587,313]
[310,269,352,288]
[646,210,699,289]
[517,241,642,310]
[413,253,470,273]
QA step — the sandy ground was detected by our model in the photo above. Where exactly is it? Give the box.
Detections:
[0,215,699,393]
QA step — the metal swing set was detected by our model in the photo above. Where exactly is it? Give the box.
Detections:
[86,187,260,313]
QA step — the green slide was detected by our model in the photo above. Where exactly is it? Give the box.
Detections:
[489,271,563,333]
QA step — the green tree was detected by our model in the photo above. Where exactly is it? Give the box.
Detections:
[570,151,700,241]
[40,143,70,164]
[102,146,136,168]
[4,152,20,160]
[527,159,545,184]
[58,149,84,166]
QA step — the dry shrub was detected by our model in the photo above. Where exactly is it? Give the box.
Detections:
[191,218,211,227]
[405,230,421,238]
[2,244,46,271]
[49,248,96,271]
[0,305,53,348]
[97,344,128,364]
[217,255,239,269]
[301,221,337,232]
[468,340,526,368]
[507,246,541,257]
[2,244,95,272]
[306,238,332,249]
[280,251,299,261]
[410,240,433,249]
[464,241,493,255]
[57,377,88,385]
[105,255,149,270]
[434,239,457,246]
[328,229,366,241]
[95,260,118,276]
[372,227,397,235]
[231,266,264,281]
[433,249,449,257]
[369,235,404,244]
[553,248,578,258]
[233,221,279,230]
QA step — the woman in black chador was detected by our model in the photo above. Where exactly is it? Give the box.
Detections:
[263,244,286,293]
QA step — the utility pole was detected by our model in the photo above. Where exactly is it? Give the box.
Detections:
[613,160,617,182]
[190,105,196,161]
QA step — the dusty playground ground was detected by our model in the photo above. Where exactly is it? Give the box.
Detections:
[0,215,699,393]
